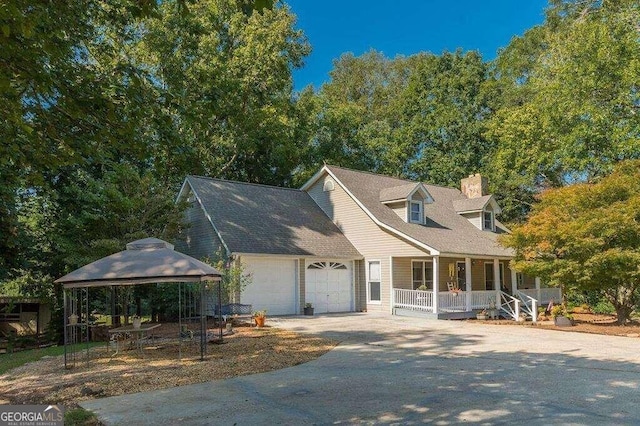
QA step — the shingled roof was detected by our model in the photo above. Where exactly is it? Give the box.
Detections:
[323,166,513,257]
[184,176,361,258]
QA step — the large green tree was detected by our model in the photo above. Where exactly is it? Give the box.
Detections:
[297,50,493,187]
[502,160,640,324]
[488,0,640,220]
[136,0,310,187]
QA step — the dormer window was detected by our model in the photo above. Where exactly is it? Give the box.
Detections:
[410,201,422,224]
[483,211,494,231]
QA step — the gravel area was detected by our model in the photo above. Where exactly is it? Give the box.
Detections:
[0,323,337,407]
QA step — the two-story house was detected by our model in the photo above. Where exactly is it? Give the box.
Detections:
[177,165,559,320]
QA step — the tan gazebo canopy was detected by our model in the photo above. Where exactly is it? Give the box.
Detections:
[55,237,221,288]
[56,238,222,366]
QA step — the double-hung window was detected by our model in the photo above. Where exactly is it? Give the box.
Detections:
[410,201,422,224]
[483,211,494,231]
[484,262,504,290]
[412,260,433,290]
[367,261,381,303]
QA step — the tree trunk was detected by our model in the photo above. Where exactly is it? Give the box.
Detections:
[613,303,633,325]
[605,286,637,325]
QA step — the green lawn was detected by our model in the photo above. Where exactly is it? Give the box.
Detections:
[0,343,102,375]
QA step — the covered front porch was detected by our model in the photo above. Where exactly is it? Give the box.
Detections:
[390,256,561,321]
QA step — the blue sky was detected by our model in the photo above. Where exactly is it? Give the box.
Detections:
[287,0,548,91]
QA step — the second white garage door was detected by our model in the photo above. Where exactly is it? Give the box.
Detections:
[306,261,352,313]
[241,257,297,316]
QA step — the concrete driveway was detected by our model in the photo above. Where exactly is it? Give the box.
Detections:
[81,313,640,425]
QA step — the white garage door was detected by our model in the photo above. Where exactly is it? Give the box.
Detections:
[306,261,352,314]
[241,257,297,315]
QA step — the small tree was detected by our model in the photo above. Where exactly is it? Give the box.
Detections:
[501,160,640,325]
[203,249,252,303]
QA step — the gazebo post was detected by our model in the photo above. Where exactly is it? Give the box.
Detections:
[218,280,223,341]
[200,282,205,361]
[178,283,182,361]
[63,288,68,369]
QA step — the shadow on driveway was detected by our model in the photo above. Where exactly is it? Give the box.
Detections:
[82,313,640,425]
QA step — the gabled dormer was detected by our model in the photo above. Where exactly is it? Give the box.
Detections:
[380,183,433,225]
[454,174,502,232]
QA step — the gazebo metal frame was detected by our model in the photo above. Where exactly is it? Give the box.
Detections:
[55,238,222,368]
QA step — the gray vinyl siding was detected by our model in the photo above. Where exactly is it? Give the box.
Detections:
[308,173,428,311]
[177,188,226,260]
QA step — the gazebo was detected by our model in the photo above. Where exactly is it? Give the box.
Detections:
[55,237,222,367]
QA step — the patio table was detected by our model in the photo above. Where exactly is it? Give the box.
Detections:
[108,323,161,357]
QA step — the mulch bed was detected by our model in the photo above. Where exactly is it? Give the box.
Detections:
[0,323,337,407]
[476,311,640,337]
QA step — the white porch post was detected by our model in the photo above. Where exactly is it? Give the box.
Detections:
[535,277,541,302]
[465,257,472,311]
[389,256,394,314]
[493,258,501,308]
[510,265,517,295]
[432,256,439,314]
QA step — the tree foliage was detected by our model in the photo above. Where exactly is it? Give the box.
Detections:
[0,0,307,303]
[136,0,310,186]
[296,50,492,187]
[487,0,640,219]
[501,160,640,324]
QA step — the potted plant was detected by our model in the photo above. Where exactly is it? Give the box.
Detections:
[551,305,574,327]
[488,300,497,319]
[253,310,267,327]
[476,309,488,320]
[304,303,314,316]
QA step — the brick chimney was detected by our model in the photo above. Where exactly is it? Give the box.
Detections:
[461,173,488,199]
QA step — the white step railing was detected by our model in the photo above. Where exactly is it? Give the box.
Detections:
[498,291,520,321]
[514,290,538,323]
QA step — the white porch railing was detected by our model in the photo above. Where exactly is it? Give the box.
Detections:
[393,289,503,314]
[394,289,434,313]
[518,288,561,304]
[470,290,496,309]
[394,288,559,322]
[438,292,467,312]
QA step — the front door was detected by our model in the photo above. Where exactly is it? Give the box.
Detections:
[456,261,466,289]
